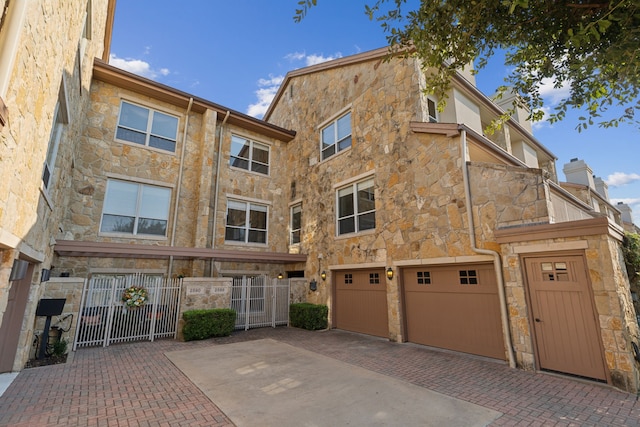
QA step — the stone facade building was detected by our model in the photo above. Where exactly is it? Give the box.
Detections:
[264,49,640,392]
[1,2,638,394]
[0,0,115,373]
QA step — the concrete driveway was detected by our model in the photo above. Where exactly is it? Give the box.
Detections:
[166,338,500,426]
[1,327,639,426]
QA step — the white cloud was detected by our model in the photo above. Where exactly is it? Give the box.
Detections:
[108,53,170,80]
[284,51,342,67]
[538,77,571,105]
[305,53,342,66]
[246,75,284,118]
[247,52,342,116]
[605,172,640,187]
[285,52,306,61]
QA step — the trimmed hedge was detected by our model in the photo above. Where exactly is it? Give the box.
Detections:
[290,303,328,330]
[182,308,236,341]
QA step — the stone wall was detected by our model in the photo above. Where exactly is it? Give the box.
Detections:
[0,0,111,372]
[31,278,84,360]
[499,231,640,393]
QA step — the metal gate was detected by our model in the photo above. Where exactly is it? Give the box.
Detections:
[73,274,182,350]
[231,276,290,330]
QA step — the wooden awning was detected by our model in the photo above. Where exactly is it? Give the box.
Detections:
[54,240,307,264]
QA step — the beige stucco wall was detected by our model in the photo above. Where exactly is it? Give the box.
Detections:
[0,0,110,371]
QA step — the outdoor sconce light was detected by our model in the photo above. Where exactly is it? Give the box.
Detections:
[277,272,284,279]
[9,259,28,282]
[386,267,394,280]
[321,271,326,281]
[309,279,317,291]
[40,268,51,283]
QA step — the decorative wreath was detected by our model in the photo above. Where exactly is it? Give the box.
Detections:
[121,286,148,308]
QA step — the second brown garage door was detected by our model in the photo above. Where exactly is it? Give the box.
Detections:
[335,269,388,338]
[402,264,505,359]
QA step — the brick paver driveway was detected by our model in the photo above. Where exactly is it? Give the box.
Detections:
[1,327,639,426]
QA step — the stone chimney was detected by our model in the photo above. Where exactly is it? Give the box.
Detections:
[593,176,610,201]
[617,202,634,224]
[563,158,595,189]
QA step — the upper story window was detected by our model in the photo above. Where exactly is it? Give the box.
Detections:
[290,203,302,245]
[337,178,375,235]
[427,98,438,123]
[225,200,268,244]
[321,111,351,161]
[116,101,178,152]
[230,135,269,175]
[43,79,69,191]
[100,179,171,237]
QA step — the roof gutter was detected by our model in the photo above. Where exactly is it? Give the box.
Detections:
[460,127,517,369]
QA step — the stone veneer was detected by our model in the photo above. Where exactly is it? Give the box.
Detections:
[0,0,111,371]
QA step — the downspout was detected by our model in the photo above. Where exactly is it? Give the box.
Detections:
[168,97,193,277]
[460,127,517,369]
[209,110,230,276]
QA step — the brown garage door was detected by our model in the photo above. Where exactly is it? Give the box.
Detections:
[403,264,505,359]
[335,269,388,338]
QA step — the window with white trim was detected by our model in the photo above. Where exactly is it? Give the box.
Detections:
[427,98,438,123]
[100,179,171,237]
[337,178,375,235]
[230,135,269,175]
[43,79,69,190]
[321,111,351,160]
[116,101,178,152]
[225,200,268,244]
[290,203,301,245]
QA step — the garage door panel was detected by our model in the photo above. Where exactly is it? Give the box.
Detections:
[335,268,388,338]
[403,264,505,360]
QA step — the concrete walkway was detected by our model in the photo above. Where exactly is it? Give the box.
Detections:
[0,327,639,426]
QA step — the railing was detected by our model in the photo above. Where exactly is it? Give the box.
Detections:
[73,274,182,350]
[231,276,290,330]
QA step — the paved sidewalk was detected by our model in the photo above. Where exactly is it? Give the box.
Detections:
[0,327,638,426]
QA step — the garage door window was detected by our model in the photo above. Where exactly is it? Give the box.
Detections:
[459,270,478,285]
[369,273,380,284]
[344,273,352,284]
[417,271,431,285]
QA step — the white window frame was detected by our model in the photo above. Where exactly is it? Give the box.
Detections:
[42,78,69,191]
[115,100,179,153]
[229,135,270,175]
[320,111,352,161]
[224,199,269,245]
[100,179,171,238]
[290,203,302,245]
[336,177,376,236]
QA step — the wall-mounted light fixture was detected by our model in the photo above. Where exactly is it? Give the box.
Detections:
[9,259,28,282]
[320,271,326,281]
[277,272,284,279]
[40,268,51,283]
[386,267,394,280]
[309,279,317,291]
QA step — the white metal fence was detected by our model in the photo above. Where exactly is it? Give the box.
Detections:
[231,276,290,330]
[73,274,182,350]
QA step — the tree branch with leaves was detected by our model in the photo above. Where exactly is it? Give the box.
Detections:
[295,0,640,132]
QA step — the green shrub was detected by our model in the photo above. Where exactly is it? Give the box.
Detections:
[290,303,328,330]
[182,308,236,341]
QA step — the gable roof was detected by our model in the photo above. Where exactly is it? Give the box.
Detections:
[93,59,296,142]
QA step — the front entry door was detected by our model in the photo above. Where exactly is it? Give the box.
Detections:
[0,264,33,372]
[524,255,607,381]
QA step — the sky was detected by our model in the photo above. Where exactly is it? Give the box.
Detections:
[109,1,640,225]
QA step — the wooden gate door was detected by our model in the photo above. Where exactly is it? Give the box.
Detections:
[0,264,33,372]
[524,255,606,381]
